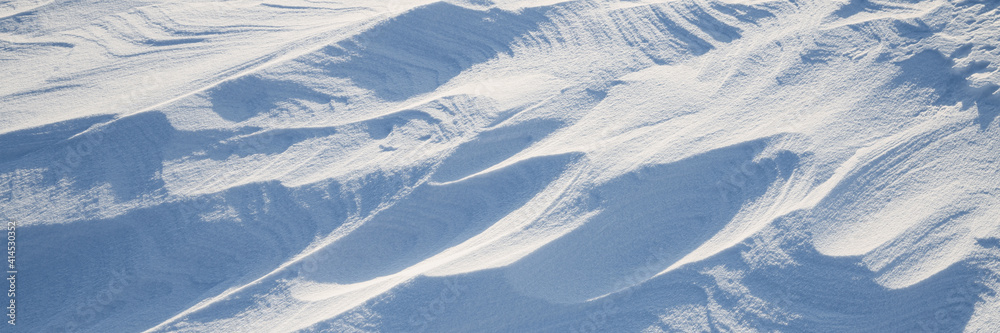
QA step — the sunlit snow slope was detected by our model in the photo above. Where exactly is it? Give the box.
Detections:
[3,0,1000,332]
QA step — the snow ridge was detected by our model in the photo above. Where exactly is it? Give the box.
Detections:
[2,0,1000,332]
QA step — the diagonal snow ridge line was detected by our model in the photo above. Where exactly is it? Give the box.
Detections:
[788,115,969,218]
[38,1,537,138]
[28,4,431,139]
[143,167,436,333]
[147,131,566,329]
[571,115,970,295]
[145,151,587,332]
[643,115,972,281]
[111,21,385,119]
[0,1,423,135]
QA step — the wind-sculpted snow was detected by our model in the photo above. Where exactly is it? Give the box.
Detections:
[2,0,1000,332]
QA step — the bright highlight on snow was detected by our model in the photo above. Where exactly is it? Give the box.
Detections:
[1,0,999,332]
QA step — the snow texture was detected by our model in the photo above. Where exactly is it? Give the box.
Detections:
[2,0,1000,332]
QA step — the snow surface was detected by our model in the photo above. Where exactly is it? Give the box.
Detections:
[2,0,1000,332]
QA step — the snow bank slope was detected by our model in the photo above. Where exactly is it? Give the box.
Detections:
[3,0,1000,332]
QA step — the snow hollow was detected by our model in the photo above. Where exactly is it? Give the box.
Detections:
[2,0,1000,332]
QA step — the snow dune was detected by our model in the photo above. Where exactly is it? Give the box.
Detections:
[2,0,1000,332]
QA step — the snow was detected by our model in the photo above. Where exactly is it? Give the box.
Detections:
[2,0,1000,332]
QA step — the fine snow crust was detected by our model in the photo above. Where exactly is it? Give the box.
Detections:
[2,0,1000,332]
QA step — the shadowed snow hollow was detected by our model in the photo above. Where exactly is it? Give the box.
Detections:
[2,0,999,332]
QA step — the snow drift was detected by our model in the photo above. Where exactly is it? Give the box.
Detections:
[2,0,1000,332]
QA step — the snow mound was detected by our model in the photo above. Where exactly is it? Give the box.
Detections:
[2,0,1000,332]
